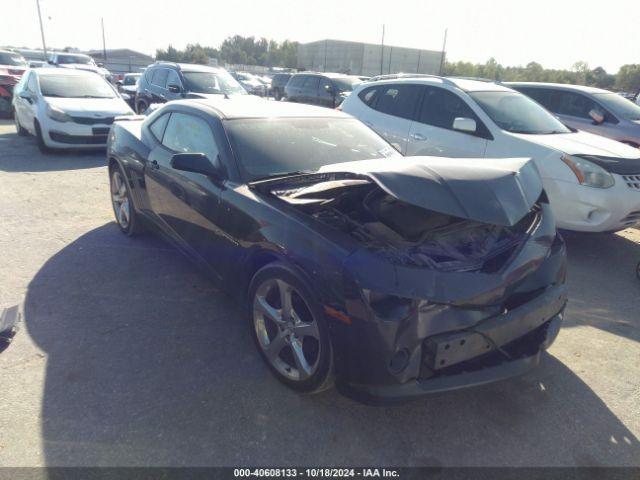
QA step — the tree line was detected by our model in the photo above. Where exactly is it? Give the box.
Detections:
[444,58,640,93]
[156,36,298,69]
[156,37,640,93]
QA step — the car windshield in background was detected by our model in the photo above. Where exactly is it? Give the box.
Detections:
[0,52,27,67]
[224,117,400,182]
[182,71,247,95]
[593,93,640,121]
[123,75,139,85]
[39,74,116,98]
[332,77,362,92]
[470,91,571,134]
[57,55,94,65]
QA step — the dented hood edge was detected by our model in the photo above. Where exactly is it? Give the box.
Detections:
[318,156,543,226]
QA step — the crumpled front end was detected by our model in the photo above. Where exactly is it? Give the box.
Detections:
[256,157,567,403]
[331,199,566,404]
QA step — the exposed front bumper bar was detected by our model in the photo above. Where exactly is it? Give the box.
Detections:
[424,285,567,371]
[338,284,567,405]
[338,347,546,405]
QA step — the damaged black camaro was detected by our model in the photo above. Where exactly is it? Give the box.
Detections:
[107,97,567,403]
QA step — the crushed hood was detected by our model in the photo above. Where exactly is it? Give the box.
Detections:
[313,156,543,227]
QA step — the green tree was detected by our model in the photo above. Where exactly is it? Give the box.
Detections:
[615,64,640,92]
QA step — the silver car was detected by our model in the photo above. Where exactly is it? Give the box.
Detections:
[508,82,640,148]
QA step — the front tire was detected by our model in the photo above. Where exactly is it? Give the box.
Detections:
[14,112,28,136]
[110,163,144,236]
[248,262,333,393]
[35,121,53,154]
[136,100,148,115]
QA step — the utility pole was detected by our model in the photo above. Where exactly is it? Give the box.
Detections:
[439,28,448,75]
[35,0,48,60]
[101,18,107,62]
[380,24,385,75]
[323,39,327,72]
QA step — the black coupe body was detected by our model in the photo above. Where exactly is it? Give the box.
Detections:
[107,97,567,404]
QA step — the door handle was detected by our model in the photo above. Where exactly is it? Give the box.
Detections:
[150,160,159,170]
[410,132,427,141]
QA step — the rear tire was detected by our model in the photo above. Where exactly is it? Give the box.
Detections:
[0,98,12,119]
[109,163,145,236]
[248,262,333,394]
[273,90,282,101]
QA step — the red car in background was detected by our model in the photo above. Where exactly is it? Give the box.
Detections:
[0,50,27,118]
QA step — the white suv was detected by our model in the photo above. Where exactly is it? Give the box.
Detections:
[341,76,640,232]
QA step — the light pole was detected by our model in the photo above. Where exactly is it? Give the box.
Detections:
[439,28,448,76]
[379,24,385,75]
[101,18,107,63]
[35,0,48,60]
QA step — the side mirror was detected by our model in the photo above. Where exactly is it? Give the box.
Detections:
[116,80,123,86]
[170,153,222,179]
[97,62,104,67]
[47,60,55,65]
[167,84,182,94]
[324,84,334,94]
[19,91,33,103]
[452,117,477,133]
[589,109,605,124]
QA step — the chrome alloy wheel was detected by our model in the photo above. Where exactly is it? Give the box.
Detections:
[111,170,131,229]
[253,279,321,381]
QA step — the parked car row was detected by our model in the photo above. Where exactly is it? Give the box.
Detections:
[339,76,640,233]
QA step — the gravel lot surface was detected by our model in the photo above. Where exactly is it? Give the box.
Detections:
[0,118,638,467]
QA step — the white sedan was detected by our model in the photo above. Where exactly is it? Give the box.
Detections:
[12,68,133,153]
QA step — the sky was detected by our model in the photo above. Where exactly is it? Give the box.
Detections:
[2,0,639,72]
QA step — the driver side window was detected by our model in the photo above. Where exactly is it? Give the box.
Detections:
[162,113,220,163]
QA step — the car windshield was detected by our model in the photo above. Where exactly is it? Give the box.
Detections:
[0,52,27,67]
[182,71,247,95]
[56,54,94,65]
[39,74,116,98]
[332,77,362,92]
[224,117,400,182]
[593,93,640,121]
[469,91,571,134]
[123,75,139,85]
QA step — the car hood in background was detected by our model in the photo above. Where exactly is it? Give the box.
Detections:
[510,129,640,159]
[272,156,541,227]
[45,96,133,116]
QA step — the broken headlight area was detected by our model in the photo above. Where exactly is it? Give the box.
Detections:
[361,289,414,320]
[275,178,542,274]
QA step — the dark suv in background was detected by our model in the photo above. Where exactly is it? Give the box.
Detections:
[270,73,291,100]
[284,72,362,108]
[135,62,247,113]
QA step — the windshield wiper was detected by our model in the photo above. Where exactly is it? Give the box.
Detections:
[249,170,316,183]
[77,95,112,98]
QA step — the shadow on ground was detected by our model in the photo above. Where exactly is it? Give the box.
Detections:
[0,120,105,172]
[22,223,639,467]
[562,231,640,342]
